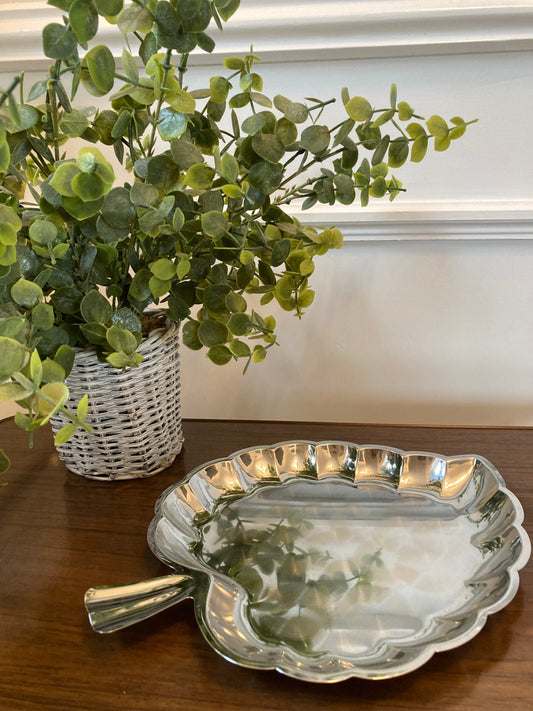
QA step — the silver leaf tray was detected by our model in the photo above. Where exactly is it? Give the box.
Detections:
[85,441,530,682]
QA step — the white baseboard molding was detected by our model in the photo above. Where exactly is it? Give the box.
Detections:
[295,200,533,241]
[1,1,532,72]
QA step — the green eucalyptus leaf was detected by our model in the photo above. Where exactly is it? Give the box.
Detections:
[106,325,137,354]
[130,182,159,207]
[117,3,152,34]
[182,320,202,350]
[38,382,68,416]
[54,422,79,446]
[275,117,298,146]
[11,278,43,308]
[411,135,428,162]
[0,381,33,402]
[203,284,231,312]
[50,286,83,315]
[369,175,387,198]
[0,317,25,338]
[32,302,55,330]
[80,321,107,344]
[71,172,107,202]
[176,0,211,31]
[228,339,250,358]
[128,268,152,301]
[171,138,205,169]
[154,1,190,50]
[247,161,283,195]
[449,117,467,140]
[228,312,250,336]
[0,104,38,133]
[149,275,172,299]
[85,45,116,94]
[0,222,17,247]
[270,238,291,267]
[252,344,267,362]
[371,109,395,128]
[201,210,229,239]
[173,208,185,232]
[334,173,356,205]
[42,23,77,60]
[406,122,426,139]
[27,79,49,102]
[228,92,250,109]
[210,76,231,103]
[106,351,130,368]
[225,291,247,313]
[198,318,229,346]
[121,47,139,83]
[207,344,232,365]
[167,294,190,321]
[251,134,285,164]
[388,138,409,168]
[220,152,239,183]
[197,31,215,53]
[345,96,373,122]
[398,101,414,121]
[242,113,265,136]
[54,344,76,377]
[167,88,196,114]
[80,289,113,323]
[61,195,104,220]
[434,134,451,152]
[185,163,215,190]
[36,326,69,357]
[75,394,88,422]
[426,115,448,138]
[284,101,308,124]
[215,0,240,22]
[102,187,135,227]
[0,141,9,173]
[0,336,27,381]
[41,358,66,384]
[300,125,330,154]
[49,162,78,197]
[95,0,124,16]
[157,108,187,140]
[372,135,390,166]
[146,155,181,192]
[60,108,89,137]
[110,308,141,333]
[70,0,99,43]
[150,258,176,280]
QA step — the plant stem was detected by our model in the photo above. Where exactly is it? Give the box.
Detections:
[147,48,173,156]
[178,53,189,89]
[8,163,40,203]
[0,76,21,108]
[308,97,336,112]
[47,61,63,163]
[279,147,344,188]
[28,150,51,178]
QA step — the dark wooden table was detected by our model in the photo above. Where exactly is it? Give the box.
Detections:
[0,418,531,710]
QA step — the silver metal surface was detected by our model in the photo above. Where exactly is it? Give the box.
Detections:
[85,441,530,682]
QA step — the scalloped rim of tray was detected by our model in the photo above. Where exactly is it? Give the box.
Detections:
[146,440,531,682]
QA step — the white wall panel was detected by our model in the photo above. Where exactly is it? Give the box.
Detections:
[1,1,532,425]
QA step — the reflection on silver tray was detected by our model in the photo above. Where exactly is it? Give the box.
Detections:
[85,441,530,682]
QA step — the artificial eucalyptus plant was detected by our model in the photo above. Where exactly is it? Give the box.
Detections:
[0,0,476,473]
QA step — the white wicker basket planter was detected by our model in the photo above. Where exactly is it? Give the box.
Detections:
[51,321,183,481]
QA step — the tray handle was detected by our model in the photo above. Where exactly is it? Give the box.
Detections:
[85,573,195,634]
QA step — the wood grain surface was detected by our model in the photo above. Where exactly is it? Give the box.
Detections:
[0,418,531,711]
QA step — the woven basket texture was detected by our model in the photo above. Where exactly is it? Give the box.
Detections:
[51,322,183,481]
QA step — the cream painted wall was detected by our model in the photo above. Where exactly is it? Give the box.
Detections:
[1,1,532,425]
